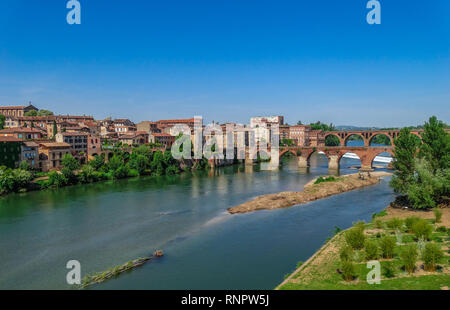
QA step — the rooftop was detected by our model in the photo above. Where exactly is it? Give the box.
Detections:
[0,136,23,142]
[39,142,71,148]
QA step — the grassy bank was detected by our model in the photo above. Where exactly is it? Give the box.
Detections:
[277,207,450,290]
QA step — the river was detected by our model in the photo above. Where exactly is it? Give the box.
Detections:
[0,143,395,290]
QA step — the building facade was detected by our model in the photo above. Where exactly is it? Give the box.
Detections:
[38,142,71,172]
[0,104,38,118]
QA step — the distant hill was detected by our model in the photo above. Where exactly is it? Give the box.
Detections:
[334,125,382,131]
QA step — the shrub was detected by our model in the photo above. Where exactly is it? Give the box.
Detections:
[344,223,366,250]
[422,243,444,271]
[314,176,337,185]
[433,208,443,223]
[364,239,378,260]
[386,217,403,230]
[339,245,354,262]
[341,260,355,282]
[404,216,421,232]
[78,165,97,183]
[379,236,396,259]
[436,226,447,233]
[374,219,383,229]
[112,165,129,179]
[46,171,67,187]
[412,219,433,240]
[128,169,139,177]
[383,261,396,278]
[400,244,418,274]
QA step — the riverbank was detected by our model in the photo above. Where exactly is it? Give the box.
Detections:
[276,206,450,290]
[228,171,392,214]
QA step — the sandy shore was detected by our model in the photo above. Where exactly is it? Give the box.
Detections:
[228,171,392,214]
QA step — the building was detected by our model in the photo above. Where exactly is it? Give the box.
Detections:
[0,127,46,140]
[87,135,102,159]
[113,119,136,135]
[309,130,326,147]
[250,116,284,144]
[38,142,71,172]
[118,131,149,146]
[0,104,38,117]
[289,125,312,146]
[149,133,175,147]
[155,118,198,136]
[279,125,290,141]
[20,141,40,169]
[0,136,22,168]
[136,121,160,134]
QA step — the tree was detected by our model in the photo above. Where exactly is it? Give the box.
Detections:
[25,110,54,117]
[53,120,58,136]
[89,155,105,171]
[325,135,340,146]
[61,154,80,185]
[296,120,303,125]
[19,160,31,171]
[390,128,420,194]
[0,114,5,129]
[419,116,450,173]
[61,154,80,171]
[24,110,38,116]
[309,121,335,132]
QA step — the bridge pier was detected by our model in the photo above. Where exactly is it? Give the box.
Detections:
[328,155,340,171]
[297,156,308,168]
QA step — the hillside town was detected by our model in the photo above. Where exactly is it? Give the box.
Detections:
[0,104,326,172]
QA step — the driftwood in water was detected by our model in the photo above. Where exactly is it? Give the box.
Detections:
[80,250,164,288]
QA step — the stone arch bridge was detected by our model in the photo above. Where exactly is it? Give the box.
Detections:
[242,146,394,171]
[323,129,422,147]
[278,146,393,170]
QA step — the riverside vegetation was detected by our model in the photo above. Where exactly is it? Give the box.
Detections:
[277,209,450,290]
[0,145,211,196]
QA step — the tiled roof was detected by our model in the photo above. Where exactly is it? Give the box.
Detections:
[0,136,23,142]
[0,127,44,133]
[151,133,174,137]
[156,118,195,124]
[60,132,88,136]
[0,106,26,109]
[39,142,71,148]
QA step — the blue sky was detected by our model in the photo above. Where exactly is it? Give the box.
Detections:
[0,0,448,127]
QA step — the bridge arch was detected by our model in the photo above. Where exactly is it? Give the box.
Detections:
[338,151,362,170]
[344,134,365,146]
[279,149,297,159]
[369,134,392,147]
[369,150,394,168]
[324,133,342,146]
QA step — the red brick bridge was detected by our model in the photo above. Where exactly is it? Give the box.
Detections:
[278,146,393,170]
[323,130,422,147]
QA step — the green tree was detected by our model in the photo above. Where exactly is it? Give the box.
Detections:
[25,110,54,116]
[19,160,31,171]
[419,116,450,173]
[325,135,340,146]
[61,154,80,171]
[89,155,105,171]
[390,128,420,194]
[53,120,58,136]
[0,114,5,129]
